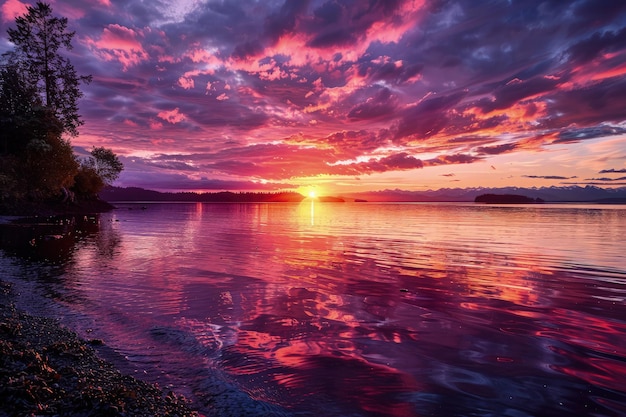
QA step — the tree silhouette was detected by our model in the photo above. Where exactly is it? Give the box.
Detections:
[0,2,122,210]
[0,63,41,155]
[74,148,123,197]
[5,1,91,137]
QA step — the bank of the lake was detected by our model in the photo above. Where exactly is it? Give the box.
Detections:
[0,279,198,417]
[0,199,116,217]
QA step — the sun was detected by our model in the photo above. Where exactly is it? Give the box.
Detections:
[308,190,317,199]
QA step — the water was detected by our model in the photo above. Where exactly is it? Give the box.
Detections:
[1,202,626,416]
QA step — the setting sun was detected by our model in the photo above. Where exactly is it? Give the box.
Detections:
[308,190,317,199]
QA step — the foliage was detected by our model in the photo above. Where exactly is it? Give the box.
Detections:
[0,64,42,155]
[0,2,122,209]
[22,132,79,199]
[0,82,78,200]
[86,147,124,186]
[73,148,123,197]
[73,165,104,197]
[4,1,91,137]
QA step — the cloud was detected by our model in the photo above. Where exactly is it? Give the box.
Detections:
[157,108,187,124]
[477,75,565,114]
[585,176,626,181]
[3,0,625,191]
[1,0,27,22]
[426,153,482,166]
[119,171,293,191]
[541,77,626,130]
[523,175,577,180]
[347,86,399,120]
[553,125,626,144]
[566,25,626,65]
[87,24,150,70]
[475,143,518,155]
[357,57,423,85]
[394,90,467,141]
[599,168,626,174]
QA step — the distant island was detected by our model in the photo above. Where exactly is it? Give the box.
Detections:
[317,196,345,202]
[475,194,545,204]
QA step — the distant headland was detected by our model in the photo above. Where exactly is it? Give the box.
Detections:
[99,187,306,203]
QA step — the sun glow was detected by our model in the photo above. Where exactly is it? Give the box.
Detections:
[308,190,317,199]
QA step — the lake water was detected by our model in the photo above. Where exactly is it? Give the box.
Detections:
[1,202,626,416]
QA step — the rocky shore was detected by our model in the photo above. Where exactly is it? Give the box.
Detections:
[0,280,199,417]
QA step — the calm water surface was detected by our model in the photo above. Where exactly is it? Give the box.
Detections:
[1,202,626,416]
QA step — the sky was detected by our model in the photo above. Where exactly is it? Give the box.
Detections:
[1,0,626,195]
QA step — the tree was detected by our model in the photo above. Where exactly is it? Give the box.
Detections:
[88,147,124,185]
[73,147,123,197]
[23,127,79,199]
[5,1,91,137]
[0,3,123,210]
[0,63,41,155]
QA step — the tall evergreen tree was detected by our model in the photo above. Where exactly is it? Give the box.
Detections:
[5,1,91,137]
[0,2,122,208]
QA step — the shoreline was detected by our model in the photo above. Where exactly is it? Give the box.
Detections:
[0,199,116,218]
[0,279,199,417]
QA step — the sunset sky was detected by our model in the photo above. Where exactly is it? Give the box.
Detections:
[1,0,626,195]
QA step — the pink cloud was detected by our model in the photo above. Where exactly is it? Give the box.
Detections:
[87,24,148,70]
[1,0,27,22]
[149,120,164,130]
[178,76,194,89]
[157,108,187,124]
[97,24,143,51]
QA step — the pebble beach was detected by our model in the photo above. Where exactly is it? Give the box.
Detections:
[0,279,199,417]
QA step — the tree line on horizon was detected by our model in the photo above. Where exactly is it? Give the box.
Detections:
[0,2,122,211]
[99,187,306,203]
